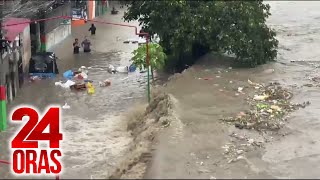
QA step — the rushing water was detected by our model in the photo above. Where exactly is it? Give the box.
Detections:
[146,2,320,179]
[260,1,320,178]
[0,4,147,179]
[2,1,320,179]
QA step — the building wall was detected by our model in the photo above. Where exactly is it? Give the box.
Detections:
[95,0,108,17]
[8,46,19,101]
[44,3,72,34]
[22,25,31,73]
[40,2,72,51]
[30,23,41,55]
[92,1,96,19]
[0,53,10,83]
[1,34,26,102]
[95,0,101,17]
[88,0,96,20]
[45,24,71,51]
[11,51,19,98]
[71,19,86,26]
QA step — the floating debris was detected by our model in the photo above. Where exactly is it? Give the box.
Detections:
[221,82,311,131]
[253,94,268,101]
[62,102,70,109]
[237,87,244,93]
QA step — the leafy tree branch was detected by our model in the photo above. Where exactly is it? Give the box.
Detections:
[123,1,278,68]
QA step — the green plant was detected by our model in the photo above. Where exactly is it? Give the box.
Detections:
[123,1,278,68]
[132,43,167,71]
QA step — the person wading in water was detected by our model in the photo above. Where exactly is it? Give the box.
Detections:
[81,36,91,53]
[88,24,96,35]
[73,38,80,54]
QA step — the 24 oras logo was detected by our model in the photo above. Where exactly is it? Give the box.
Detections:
[9,106,64,176]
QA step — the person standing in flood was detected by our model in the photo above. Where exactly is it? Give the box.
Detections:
[73,38,80,54]
[81,36,91,53]
[88,24,96,35]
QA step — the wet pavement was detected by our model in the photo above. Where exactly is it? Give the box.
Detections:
[0,5,147,179]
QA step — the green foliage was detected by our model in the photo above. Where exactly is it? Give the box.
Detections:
[123,1,278,67]
[132,43,167,70]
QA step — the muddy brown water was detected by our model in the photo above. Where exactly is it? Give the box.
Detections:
[146,1,320,179]
[0,5,148,179]
[261,2,320,178]
[2,1,320,179]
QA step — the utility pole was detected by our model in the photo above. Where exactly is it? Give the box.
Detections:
[0,0,7,131]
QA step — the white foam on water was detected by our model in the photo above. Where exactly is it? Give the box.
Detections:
[61,114,132,178]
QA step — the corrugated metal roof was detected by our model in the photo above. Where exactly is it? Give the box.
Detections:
[2,0,55,19]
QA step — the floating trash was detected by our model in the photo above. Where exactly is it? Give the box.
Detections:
[62,102,70,109]
[221,82,311,131]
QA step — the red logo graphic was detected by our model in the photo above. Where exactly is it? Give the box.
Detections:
[10,106,63,176]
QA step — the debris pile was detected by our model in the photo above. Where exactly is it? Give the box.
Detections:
[222,81,310,131]
[222,143,245,163]
[56,66,97,93]
[222,133,264,163]
[99,79,111,87]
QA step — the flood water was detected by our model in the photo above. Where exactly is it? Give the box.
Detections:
[261,1,320,178]
[0,4,147,179]
[2,1,320,179]
[145,2,320,179]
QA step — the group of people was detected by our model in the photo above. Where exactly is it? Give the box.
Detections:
[73,24,97,54]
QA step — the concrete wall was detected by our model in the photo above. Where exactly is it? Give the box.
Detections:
[88,0,96,20]
[44,3,71,34]
[22,25,31,73]
[93,0,96,19]
[45,24,71,51]
[0,53,10,83]
[1,37,24,102]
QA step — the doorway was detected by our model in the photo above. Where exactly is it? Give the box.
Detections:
[5,75,12,103]
[18,57,24,87]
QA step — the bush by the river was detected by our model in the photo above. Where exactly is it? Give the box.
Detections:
[123,1,279,70]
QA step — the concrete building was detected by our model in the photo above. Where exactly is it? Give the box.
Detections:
[0,18,31,102]
[88,0,109,20]
[38,1,72,51]
[0,1,72,103]
[71,0,109,26]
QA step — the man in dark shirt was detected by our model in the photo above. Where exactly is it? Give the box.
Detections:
[139,28,145,38]
[88,24,96,35]
[81,37,91,53]
[73,38,80,54]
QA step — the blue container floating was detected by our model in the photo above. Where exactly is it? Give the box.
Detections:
[129,64,136,72]
[63,70,74,80]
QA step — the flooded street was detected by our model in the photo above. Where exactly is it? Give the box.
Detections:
[0,5,147,179]
[2,1,320,179]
